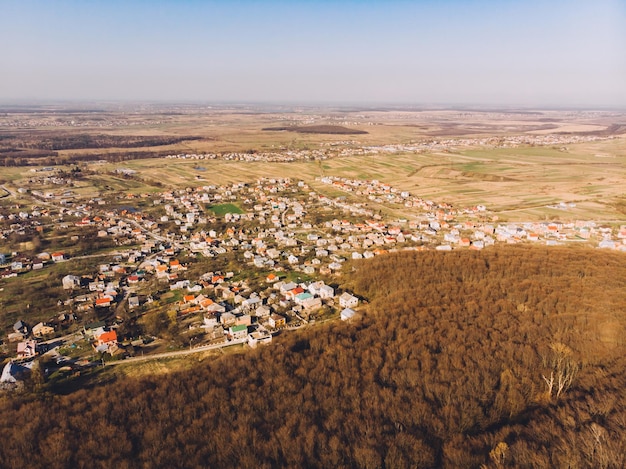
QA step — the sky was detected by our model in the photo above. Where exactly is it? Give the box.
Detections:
[1,0,625,107]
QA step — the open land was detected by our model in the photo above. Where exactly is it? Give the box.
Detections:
[1,104,626,466]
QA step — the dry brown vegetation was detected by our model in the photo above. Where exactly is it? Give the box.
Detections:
[1,246,625,467]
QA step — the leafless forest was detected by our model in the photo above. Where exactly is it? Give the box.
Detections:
[1,246,625,468]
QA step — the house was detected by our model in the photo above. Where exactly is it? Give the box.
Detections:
[203,314,219,328]
[156,264,169,278]
[83,321,106,337]
[220,312,237,327]
[229,324,248,340]
[286,286,305,300]
[280,282,297,293]
[236,314,252,326]
[95,330,118,354]
[339,292,359,309]
[266,273,279,283]
[242,297,262,310]
[97,330,118,346]
[307,281,325,295]
[128,296,140,309]
[95,296,113,308]
[13,320,28,335]
[295,292,322,310]
[318,284,335,299]
[51,252,65,262]
[32,322,54,338]
[206,302,226,314]
[255,305,272,318]
[341,308,356,321]
[62,274,81,290]
[89,281,105,292]
[16,340,38,359]
[268,313,286,329]
[248,330,272,348]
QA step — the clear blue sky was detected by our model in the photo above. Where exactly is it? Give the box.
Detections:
[1,0,625,107]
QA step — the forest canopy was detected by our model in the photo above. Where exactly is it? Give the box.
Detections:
[1,246,625,468]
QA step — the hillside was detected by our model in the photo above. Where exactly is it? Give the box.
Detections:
[1,246,625,468]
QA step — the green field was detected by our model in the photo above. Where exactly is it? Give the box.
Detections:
[207,203,244,215]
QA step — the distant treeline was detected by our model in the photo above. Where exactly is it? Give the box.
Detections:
[262,125,368,135]
[0,149,176,166]
[3,134,202,151]
[1,246,625,468]
[0,134,204,166]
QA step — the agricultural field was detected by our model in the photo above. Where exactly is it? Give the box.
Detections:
[1,106,625,232]
[69,133,626,223]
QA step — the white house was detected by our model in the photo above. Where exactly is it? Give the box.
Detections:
[62,275,81,290]
[339,292,359,309]
[229,324,248,340]
[248,330,272,348]
[255,305,272,318]
[319,285,335,299]
[341,308,356,321]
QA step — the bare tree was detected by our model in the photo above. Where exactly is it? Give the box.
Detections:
[542,342,578,400]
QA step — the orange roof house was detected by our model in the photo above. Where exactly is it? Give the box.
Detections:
[95,297,112,307]
[97,330,118,346]
[51,252,65,261]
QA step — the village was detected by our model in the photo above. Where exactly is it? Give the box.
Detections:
[1,167,626,389]
[163,131,614,164]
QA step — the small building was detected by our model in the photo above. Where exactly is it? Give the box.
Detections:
[295,292,322,310]
[83,321,106,338]
[95,330,118,354]
[97,330,118,347]
[62,274,81,290]
[235,314,252,326]
[248,330,272,348]
[95,296,113,308]
[13,320,28,335]
[268,313,286,329]
[128,296,140,309]
[339,292,359,309]
[16,340,38,359]
[341,308,356,321]
[32,322,54,338]
[51,252,65,262]
[220,312,237,327]
[318,284,335,299]
[229,324,248,340]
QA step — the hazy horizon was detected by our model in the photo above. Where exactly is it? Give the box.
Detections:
[1,0,625,107]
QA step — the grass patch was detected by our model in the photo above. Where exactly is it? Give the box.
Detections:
[207,203,244,216]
